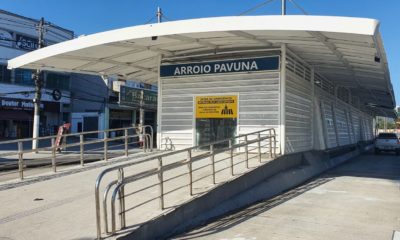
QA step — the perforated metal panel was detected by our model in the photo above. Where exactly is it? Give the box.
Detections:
[320,97,338,148]
[316,85,375,149]
[160,69,281,150]
[285,55,312,153]
[335,106,350,146]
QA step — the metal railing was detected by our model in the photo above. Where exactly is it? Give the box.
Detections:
[95,128,277,239]
[0,125,154,181]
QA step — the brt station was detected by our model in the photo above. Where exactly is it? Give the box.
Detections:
[8,15,396,155]
[5,15,398,239]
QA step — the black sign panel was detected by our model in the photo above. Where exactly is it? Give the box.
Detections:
[119,86,157,109]
[16,34,38,51]
[143,90,157,106]
[160,56,280,77]
[120,86,141,105]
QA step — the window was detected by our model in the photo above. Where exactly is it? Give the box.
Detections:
[15,69,34,85]
[46,73,70,91]
[0,65,11,83]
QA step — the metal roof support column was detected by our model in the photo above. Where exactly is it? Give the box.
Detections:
[281,0,287,15]
[348,109,355,143]
[280,43,287,155]
[344,109,352,144]
[319,100,328,149]
[310,67,315,149]
[157,54,162,149]
[331,102,340,147]
[101,75,110,138]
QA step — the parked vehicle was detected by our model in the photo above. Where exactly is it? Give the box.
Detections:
[374,133,400,155]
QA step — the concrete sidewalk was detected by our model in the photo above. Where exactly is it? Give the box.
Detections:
[172,153,400,240]
[0,147,271,240]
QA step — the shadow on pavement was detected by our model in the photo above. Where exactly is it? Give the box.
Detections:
[173,152,400,239]
[173,176,335,240]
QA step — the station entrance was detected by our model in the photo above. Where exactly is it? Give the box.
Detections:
[195,95,238,148]
[196,118,237,148]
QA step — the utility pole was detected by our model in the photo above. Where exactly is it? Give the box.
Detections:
[32,17,45,151]
[139,89,145,141]
[281,0,287,15]
[157,7,162,23]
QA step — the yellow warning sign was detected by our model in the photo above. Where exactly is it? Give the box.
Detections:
[196,95,238,119]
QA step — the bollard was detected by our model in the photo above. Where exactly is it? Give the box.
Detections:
[18,141,24,180]
[51,138,57,172]
[210,144,216,184]
[80,134,84,166]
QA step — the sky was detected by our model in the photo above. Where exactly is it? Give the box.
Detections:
[1,0,400,103]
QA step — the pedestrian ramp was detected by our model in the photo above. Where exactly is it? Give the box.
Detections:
[95,128,277,239]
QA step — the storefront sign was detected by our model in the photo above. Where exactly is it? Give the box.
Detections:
[120,85,141,105]
[143,90,157,106]
[0,97,60,112]
[119,86,157,109]
[16,34,38,51]
[161,56,279,77]
[196,95,238,119]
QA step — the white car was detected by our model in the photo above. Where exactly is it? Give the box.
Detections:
[374,133,400,155]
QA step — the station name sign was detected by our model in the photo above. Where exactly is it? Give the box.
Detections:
[160,56,279,77]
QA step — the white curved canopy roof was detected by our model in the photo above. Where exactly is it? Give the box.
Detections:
[7,15,395,116]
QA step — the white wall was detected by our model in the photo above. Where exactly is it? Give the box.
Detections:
[71,112,104,138]
[285,54,313,153]
[285,52,375,154]
[159,56,281,150]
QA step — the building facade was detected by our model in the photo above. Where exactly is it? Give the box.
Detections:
[0,10,73,138]
[0,9,158,139]
[69,74,157,138]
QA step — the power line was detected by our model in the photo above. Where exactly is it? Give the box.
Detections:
[144,16,156,24]
[161,14,174,22]
[46,32,70,42]
[288,0,309,15]
[46,28,73,40]
[238,0,277,16]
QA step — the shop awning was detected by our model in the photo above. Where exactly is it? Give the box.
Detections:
[7,15,396,117]
[0,110,32,121]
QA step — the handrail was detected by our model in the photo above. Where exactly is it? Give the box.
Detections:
[0,124,155,181]
[0,126,138,145]
[94,128,277,239]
